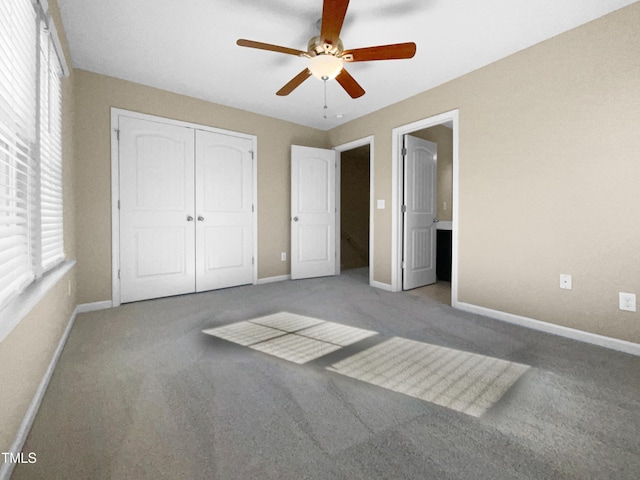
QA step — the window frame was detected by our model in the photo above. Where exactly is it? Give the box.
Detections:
[0,0,70,320]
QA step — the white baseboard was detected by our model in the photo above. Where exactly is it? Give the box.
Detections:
[371,280,393,292]
[76,300,113,313]
[457,302,640,357]
[257,275,291,285]
[0,306,79,480]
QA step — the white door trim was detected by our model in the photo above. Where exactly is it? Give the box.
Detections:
[110,108,258,307]
[391,110,459,306]
[333,136,374,287]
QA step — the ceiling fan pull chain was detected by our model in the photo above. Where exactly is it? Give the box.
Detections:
[323,76,328,119]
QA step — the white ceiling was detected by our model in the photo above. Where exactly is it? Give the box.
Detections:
[58,0,636,130]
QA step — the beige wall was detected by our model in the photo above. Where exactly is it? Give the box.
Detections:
[411,125,453,222]
[73,72,328,303]
[0,269,77,453]
[0,0,78,453]
[328,3,640,343]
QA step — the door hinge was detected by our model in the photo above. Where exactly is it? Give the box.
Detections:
[401,204,407,213]
[115,129,120,141]
[252,204,254,212]
[117,200,120,210]
[118,269,121,279]
[402,261,406,269]
[249,150,254,160]
[252,257,255,265]
[401,147,407,156]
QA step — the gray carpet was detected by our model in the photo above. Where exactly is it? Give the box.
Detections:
[13,269,640,479]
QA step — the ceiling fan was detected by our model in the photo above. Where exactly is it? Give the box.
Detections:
[236,0,417,99]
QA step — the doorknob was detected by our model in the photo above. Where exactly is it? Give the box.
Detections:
[186,215,194,221]
[433,218,439,223]
[293,216,299,222]
[197,216,205,222]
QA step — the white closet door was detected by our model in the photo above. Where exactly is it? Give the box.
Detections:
[119,117,196,303]
[195,130,254,291]
[290,145,336,279]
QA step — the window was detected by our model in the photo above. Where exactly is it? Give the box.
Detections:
[38,20,64,271]
[0,0,66,310]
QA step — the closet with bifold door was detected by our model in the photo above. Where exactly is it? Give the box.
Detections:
[117,114,255,303]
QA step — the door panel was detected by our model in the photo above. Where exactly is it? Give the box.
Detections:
[298,157,329,212]
[135,228,187,277]
[298,225,331,262]
[291,145,336,279]
[134,136,188,210]
[204,226,245,269]
[403,135,437,290]
[195,130,253,291]
[119,117,196,303]
[203,145,245,211]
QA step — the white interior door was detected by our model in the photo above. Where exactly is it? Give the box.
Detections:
[119,117,195,303]
[195,130,254,291]
[291,145,336,280]
[402,134,437,290]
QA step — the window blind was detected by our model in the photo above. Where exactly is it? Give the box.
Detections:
[0,0,65,311]
[0,0,38,308]
[39,23,64,271]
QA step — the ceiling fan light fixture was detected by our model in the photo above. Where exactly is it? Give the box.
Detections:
[236,0,416,98]
[308,53,343,80]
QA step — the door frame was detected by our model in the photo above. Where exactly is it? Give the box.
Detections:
[333,136,374,287]
[110,108,258,307]
[391,110,459,306]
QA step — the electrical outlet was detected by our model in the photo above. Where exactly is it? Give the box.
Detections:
[560,274,572,290]
[619,292,636,312]
[281,252,286,262]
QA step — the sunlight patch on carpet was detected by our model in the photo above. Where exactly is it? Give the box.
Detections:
[249,334,343,364]
[248,312,325,332]
[202,321,285,346]
[327,337,530,417]
[296,321,378,346]
[205,313,378,364]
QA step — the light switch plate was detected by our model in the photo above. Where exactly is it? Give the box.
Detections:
[560,274,572,290]
[376,199,385,209]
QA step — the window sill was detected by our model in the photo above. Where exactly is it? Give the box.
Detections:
[0,260,76,344]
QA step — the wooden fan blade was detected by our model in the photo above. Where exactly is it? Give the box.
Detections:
[320,0,350,45]
[276,69,312,96]
[237,39,306,57]
[342,42,417,62]
[335,68,365,99]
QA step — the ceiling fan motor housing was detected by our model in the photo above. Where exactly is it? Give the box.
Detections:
[308,36,344,57]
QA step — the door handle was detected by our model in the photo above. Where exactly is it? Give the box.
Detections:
[433,218,439,223]
[187,215,194,222]
[293,216,299,222]
[197,216,205,222]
